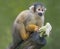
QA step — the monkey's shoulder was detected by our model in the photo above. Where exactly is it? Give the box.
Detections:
[18,10,32,16]
[15,10,33,23]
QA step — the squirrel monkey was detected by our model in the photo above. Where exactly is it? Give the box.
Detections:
[9,3,46,49]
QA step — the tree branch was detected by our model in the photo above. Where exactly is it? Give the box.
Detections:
[16,32,46,49]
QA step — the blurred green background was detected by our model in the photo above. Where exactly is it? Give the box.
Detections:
[0,0,60,49]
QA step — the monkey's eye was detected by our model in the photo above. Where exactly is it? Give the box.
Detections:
[38,9,40,11]
[42,9,43,11]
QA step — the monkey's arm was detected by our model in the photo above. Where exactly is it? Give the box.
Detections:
[26,24,39,32]
[19,23,38,40]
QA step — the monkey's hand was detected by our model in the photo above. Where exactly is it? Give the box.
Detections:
[26,24,39,32]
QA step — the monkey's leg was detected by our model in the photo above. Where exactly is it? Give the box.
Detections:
[10,22,30,49]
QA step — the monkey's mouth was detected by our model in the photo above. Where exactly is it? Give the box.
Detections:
[38,13,43,16]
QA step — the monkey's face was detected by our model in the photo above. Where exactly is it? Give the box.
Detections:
[29,3,46,16]
[35,5,46,16]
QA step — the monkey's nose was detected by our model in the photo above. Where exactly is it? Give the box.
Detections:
[38,13,42,16]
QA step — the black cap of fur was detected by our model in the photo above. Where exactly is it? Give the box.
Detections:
[33,2,45,12]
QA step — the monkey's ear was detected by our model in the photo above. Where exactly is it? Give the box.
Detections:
[29,5,34,12]
[45,8,47,11]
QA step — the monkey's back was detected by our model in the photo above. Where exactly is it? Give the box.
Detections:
[14,10,38,25]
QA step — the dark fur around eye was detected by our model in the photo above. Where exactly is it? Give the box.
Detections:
[42,9,43,11]
[38,9,40,11]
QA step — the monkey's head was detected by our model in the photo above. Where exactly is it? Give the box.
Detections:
[29,3,46,16]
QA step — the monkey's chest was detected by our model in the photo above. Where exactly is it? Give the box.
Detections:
[25,16,42,27]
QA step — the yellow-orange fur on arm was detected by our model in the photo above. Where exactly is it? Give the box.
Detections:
[26,24,39,32]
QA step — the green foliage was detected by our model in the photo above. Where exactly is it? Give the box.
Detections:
[0,0,60,49]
